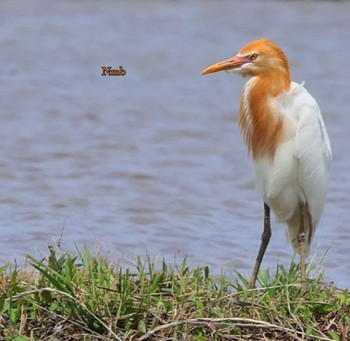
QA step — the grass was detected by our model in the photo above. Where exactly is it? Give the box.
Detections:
[0,245,349,340]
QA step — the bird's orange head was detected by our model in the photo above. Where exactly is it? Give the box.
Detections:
[201,38,290,78]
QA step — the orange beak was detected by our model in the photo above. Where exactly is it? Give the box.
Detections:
[201,55,250,75]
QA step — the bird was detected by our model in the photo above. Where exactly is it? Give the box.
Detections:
[201,38,332,291]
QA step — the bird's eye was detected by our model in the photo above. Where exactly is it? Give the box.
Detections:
[250,53,258,61]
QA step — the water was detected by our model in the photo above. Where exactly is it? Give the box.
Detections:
[1,0,349,288]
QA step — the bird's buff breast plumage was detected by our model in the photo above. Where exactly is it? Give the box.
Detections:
[239,77,289,160]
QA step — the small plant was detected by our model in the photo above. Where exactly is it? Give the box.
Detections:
[0,244,348,340]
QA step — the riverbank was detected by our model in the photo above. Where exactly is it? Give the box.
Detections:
[0,245,348,340]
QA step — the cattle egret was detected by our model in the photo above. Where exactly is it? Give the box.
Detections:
[201,38,332,291]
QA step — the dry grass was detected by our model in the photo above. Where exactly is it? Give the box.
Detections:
[0,245,349,340]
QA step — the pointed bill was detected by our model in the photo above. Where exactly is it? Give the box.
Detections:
[201,55,250,75]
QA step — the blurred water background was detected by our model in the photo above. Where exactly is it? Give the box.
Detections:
[1,0,349,287]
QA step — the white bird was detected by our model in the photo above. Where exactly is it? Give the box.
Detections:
[201,38,332,291]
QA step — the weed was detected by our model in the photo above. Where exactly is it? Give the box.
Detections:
[0,245,348,340]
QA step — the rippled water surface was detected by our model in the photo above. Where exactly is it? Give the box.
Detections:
[1,0,349,287]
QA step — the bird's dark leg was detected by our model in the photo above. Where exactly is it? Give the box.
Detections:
[249,203,271,289]
[298,202,307,293]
